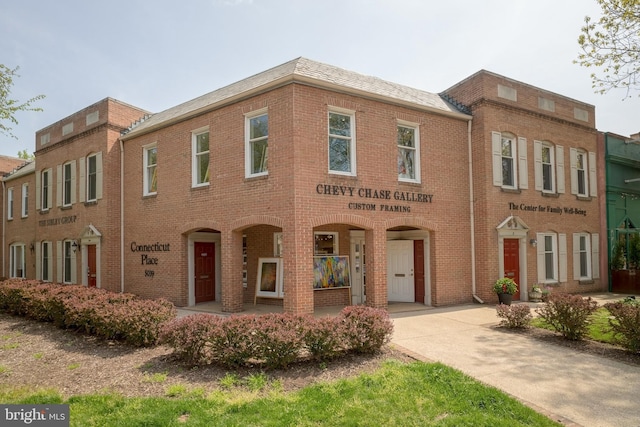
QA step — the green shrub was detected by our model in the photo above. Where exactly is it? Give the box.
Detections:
[338,306,394,354]
[160,306,395,369]
[0,280,176,347]
[536,293,598,340]
[159,314,222,365]
[604,299,640,353]
[303,316,344,361]
[253,313,305,369]
[496,304,532,328]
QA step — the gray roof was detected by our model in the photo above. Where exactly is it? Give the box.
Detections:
[121,57,470,139]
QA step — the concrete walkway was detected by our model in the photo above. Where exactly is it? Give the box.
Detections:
[390,295,639,427]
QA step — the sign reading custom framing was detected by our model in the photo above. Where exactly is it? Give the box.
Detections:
[313,256,351,289]
[255,258,284,301]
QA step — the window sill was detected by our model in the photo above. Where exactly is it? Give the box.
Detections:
[61,205,72,210]
[84,200,98,207]
[542,192,559,198]
[191,184,210,191]
[143,194,157,200]
[244,174,269,183]
[501,188,521,194]
[579,279,594,285]
[576,195,592,201]
[398,180,423,187]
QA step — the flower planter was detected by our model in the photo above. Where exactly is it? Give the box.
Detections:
[529,290,543,302]
[497,293,513,305]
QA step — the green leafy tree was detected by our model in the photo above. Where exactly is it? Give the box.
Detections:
[0,64,45,139]
[575,0,640,96]
[17,149,34,160]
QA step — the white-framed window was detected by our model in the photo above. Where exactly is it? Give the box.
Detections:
[492,132,527,190]
[62,162,73,206]
[87,154,98,201]
[575,233,591,279]
[542,233,558,282]
[534,141,565,194]
[274,232,283,257]
[192,129,210,186]
[570,148,597,197]
[573,233,600,280]
[328,109,356,175]
[9,243,25,278]
[7,187,13,220]
[41,241,52,282]
[39,168,53,211]
[537,232,568,284]
[577,150,587,196]
[314,232,338,255]
[397,122,420,183]
[143,144,158,196]
[63,240,73,283]
[541,143,554,192]
[21,183,28,218]
[245,111,268,178]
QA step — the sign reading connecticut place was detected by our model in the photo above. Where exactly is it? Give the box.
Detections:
[1,404,69,426]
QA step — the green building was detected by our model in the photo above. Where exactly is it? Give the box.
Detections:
[603,132,640,293]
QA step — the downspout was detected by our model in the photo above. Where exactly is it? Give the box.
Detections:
[120,139,124,294]
[468,119,482,303]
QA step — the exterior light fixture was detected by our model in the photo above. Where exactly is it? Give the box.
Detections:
[529,239,537,247]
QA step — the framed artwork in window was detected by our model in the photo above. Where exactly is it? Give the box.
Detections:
[313,256,351,289]
[255,258,283,299]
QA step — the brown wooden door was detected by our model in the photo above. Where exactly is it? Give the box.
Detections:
[414,240,425,303]
[503,239,520,300]
[87,245,97,288]
[195,242,215,303]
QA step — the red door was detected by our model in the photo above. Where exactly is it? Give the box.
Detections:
[414,240,425,303]
[87,245,97,288]
[503,239,520,300]
[195,242,215,303]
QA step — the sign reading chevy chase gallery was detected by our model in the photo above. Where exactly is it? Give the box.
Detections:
[315,184,433,213]
[130,241,170,277]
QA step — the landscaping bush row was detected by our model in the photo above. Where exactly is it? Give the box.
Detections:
[0,279,176,347]
[496,293,640,353]
[159,305,394,369]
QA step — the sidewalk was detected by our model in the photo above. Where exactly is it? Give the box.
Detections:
[390,294,639,427]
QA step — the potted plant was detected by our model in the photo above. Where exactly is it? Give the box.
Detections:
[529,285,543,302]
[493,277,518,305]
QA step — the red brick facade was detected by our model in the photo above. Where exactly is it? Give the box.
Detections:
[2,60,606,314]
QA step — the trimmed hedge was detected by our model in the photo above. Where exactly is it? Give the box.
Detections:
[604,298,640,353]
[536,292,598,341]
[0,279,176,347]
[160,306,394,369]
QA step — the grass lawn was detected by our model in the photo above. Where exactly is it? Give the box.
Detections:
[0,360,560,427]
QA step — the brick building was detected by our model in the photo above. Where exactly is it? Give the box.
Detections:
[443,70,602,301]
[3,98,149,290]
[2,58,607,314]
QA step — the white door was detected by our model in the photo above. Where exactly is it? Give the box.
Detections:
[387,240,414,302]
[350,232,366,304]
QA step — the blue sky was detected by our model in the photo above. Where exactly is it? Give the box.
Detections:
[2,0,639,158]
